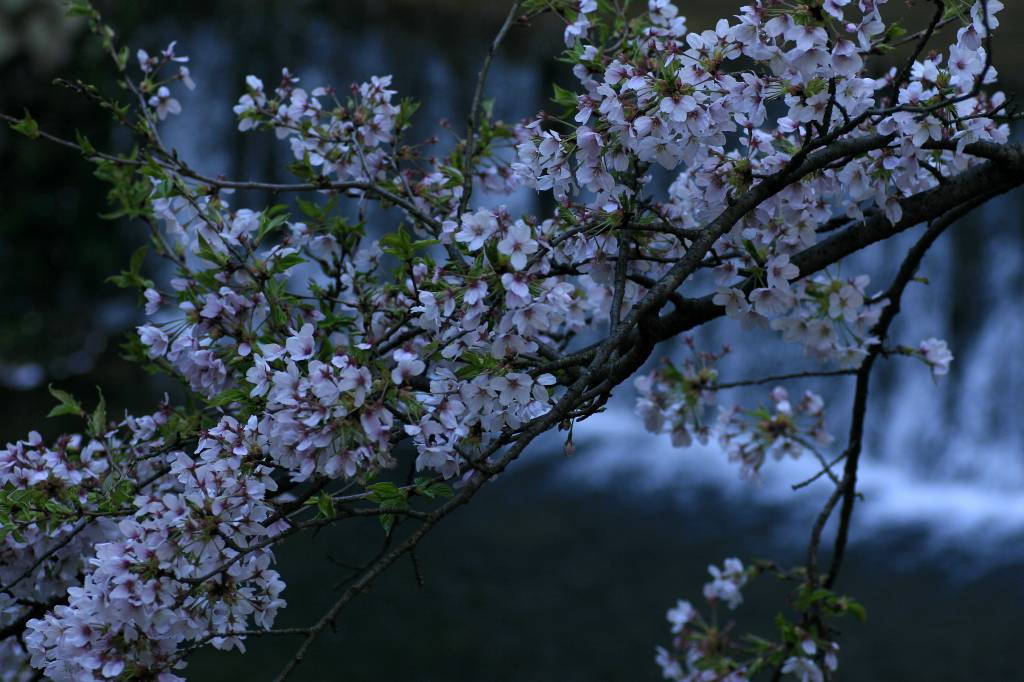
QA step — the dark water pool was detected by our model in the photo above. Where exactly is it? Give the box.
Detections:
[187,455,1024,681]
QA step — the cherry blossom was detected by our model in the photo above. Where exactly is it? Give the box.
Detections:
[919,337,954,377]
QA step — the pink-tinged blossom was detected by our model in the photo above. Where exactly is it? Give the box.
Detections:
[246,354,272,397]
[179,65,196,90]
[490,373,533,407]
[781,656,824,682]
[702,557,747,609]
[666,599,694,634]
[137,324,168,357]
[148,86,181,120]
[765,254,799,291]
[455,209,498,251]
[143,288,163,315]
[713,287,750,318]
[285,323,316,361]
[749,287,794,317]
[919,337,953,377]
[391,349,425,385]
[497,221,539,270]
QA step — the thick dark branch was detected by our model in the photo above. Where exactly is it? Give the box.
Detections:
[629,133,899,325]
[654,144,1024,340]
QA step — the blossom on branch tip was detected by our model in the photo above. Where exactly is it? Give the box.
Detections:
[919,337,953,377]
[148,86,181,120]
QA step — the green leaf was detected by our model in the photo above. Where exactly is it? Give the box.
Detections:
[256,205,290,242]
[106,246,154,290]
[412,238,440,250]
[379,227,416,260]
[287,159,319,183]
[64,0,98,18]
[47,384,85,418]
[551,82,579,109]
[105,273,132,288]
[455,351,500,379]
[271,252,306,274]
[104,477,135,508]
[741,239,764,265]
[303,492,336,519]
[415,478,453,500]
[367,481,404,503]
[9,110,40,139]
[129,244,148,276]
[89,387,107,436]
[207,388,249,408]
[844,598,868,623]
[75,130,96,157]
[396,97,421,131]
[115,45,130,71]
[795,586,833,611]
[295,197,324,219]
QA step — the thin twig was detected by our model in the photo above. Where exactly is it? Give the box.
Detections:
[712,369,856,391]
[457,0,522,215]
[822,197,987,589]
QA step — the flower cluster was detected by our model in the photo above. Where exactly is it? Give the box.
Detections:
[0,403,177,677]
[655,557,754,681]
[718,272,889,367]
[717,387,832,480]
[780,641,839,682]
[24,416,286,680]
[655,558,846,682]
[234,71,401,183]
[634,339,728,448]
[518,0,1004,366]
[138,41,194,120]
[635,354,831,480]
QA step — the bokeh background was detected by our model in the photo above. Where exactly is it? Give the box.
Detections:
[2,1,1024,679]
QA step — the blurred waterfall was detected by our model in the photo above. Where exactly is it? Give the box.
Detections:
[564,191,1024,556]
